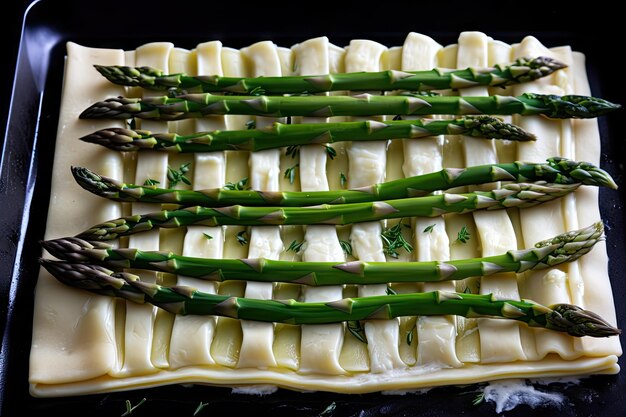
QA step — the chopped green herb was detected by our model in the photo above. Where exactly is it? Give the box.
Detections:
[456,225,471,244]
[121,398,146,416]
[386,286,398,296]
[472,392,485,406]
[194,402,209,416]
[223,177,249,191]
[339,240,352,256]
[167,162,191,187]
[203,233,213,240]
[381,220,414,258]
[464,286,472,294]
[423,224,436,233]
[286,239,304,253]
[406,329,414,346]
[285,145,300,158]
[319,402,337,416]
[236,230,249,246]
[325,145,337,160]
[245,119,256,130]
[143,178,160,186]
[127,118,136,130]
[248,86,266,96]
[284,163,299,185]
[339,172,347,188]
[347,320,367,344]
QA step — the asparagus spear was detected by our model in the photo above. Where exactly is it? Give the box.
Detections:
[40,259,619,338]
[43,222,604,285]
[72,158,616,207]
[94,56,566,94]
[80,116,535,153]
[75,182,579,240]
[79,93,620,120]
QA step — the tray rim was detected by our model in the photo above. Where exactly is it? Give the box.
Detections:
[1,1,625,415]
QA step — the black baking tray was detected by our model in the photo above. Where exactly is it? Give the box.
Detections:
[1,1,625,415]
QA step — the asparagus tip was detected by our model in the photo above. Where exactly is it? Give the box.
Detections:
[547,303,621,337]
[547,157,618,190]
[94,64,165,88]
[464,115,536,141]
[510,56,568,84]
[526,93,621,118]
[71,165,127,199]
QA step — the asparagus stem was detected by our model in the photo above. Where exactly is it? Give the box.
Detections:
[79,116,535,153]
[40,259,620,338]
[43,222,604,285]
[78,93,620,120]
[74,182,579,240]
[72,158,616,207]
[94,56,566,94]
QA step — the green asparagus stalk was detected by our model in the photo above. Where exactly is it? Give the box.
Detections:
[94,56,566,94]
[78,92,620,120]
[80,116,535,153]
[43,222,604,285]
[72,158,616,207]
[75,182,578,240]
[40,259,619,338]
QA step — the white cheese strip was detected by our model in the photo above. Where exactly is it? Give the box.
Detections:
[401,33,443,179]
[400,32,461,368]
[204,46,250,368]
[513,38,578,361]
[439,44,480,363]
[487,41,516,162]
[29,43,125,385]
[291,37,347,375]
[300,225,346,375]
[168,41,228,370]
[458,32,526,364]
[235,40,284,370]
[293,37,331,192]
[345,39,404,373]
[570,52,621,357]
[169,227,223,369]
[194,41,228,190]
[119,42,173,376]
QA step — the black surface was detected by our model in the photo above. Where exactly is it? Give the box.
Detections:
[0,1,625,416]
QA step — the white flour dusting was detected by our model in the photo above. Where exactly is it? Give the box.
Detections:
[481,379,566,413]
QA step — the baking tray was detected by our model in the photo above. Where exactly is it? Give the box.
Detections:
[1,1,625,415]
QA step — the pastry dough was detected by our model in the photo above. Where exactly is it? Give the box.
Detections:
[29,32,621,397]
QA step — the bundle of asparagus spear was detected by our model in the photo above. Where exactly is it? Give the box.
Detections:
[41,55,621,338]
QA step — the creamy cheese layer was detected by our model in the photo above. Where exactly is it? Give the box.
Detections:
[29,32,621,397]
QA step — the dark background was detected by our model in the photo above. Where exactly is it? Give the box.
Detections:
[1,1,625,416]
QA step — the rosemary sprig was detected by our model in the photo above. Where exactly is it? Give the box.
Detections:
[143,178,160,186]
